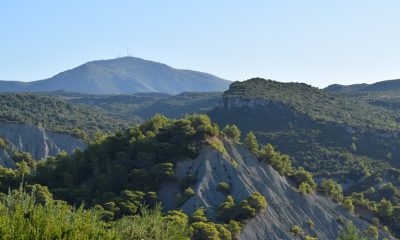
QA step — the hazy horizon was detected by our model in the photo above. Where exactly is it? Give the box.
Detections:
[1,1,400,88]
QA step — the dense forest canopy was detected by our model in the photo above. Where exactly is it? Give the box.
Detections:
[0,94,127,136]
[225,79,400,130]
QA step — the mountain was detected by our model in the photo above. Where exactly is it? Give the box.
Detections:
[325,78,400,93]
[210,78,400,235]
[0,57,231,94]
[0,114,394,239]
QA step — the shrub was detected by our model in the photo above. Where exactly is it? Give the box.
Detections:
[208,137,227,155]
[337,222,366,240]
[304,236,318,240]
[215,224,232,240]
[191,208,209,223]
[319,179,344,203]
[342,198,355,213]
[232,200,256,221]
[217,182,231,195]
[176,187,195,207]
[299,182,313,195]
[243,131,258,154]
[246,192,267,211]
[0,138,6,149]
[365,226,378,240]
[223,125,241,143]
[191,221,220,240]
[307,219,314,228]
[225,220,241,240]
[217,195,235,222]
[291,225,304,237]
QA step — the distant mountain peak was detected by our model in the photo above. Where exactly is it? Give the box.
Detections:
[0,57,231,95]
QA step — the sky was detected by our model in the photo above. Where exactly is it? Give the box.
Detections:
[1,1,400,88]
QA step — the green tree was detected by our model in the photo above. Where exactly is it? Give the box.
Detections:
[342,198,355,213]
[337,222,366,240]
[223,125,241,143]
[191,222,220,240]
[243,131,258,154]
[377,198,394,219]
[191,208,209,223]
[365,226,378,240]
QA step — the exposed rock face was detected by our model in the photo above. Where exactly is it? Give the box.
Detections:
[0,123,86,167]
[158,139,395,240]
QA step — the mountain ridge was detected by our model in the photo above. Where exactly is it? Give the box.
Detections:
[0,57,231,94]
[325,78,400,93]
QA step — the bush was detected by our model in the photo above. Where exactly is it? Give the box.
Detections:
[365,226,378,240]
[342,198,355,213]
[243,131,258,154]
[0,138,6,149]
[337,222,366,240]
[319,179,344,203]
[246,192,267,211]
[307,219,314,228]
[291,225,304,237]
[217,182,231,195]
[215,224,232,240]
[191,222,220,240]
[217,195,235,222]
[299,182,313,195]
[176,187,195,207]
[223,125,241,143]
[226,220,241,240]
[191,208,209,223]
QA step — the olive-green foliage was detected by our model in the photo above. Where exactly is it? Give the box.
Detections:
[337,222,367,240]
[291,225,304,237]
[299,182,314,195]
[246,192,267,211]
[217,195,235,222]
[243,131,258,154]
[208,137,227,155]
[217,193,267,222]
[191,221,220,240]
[319,179,344,203]
[342,198,355,213]
[0,94,127,136]
[307,219,315,228]
[292,167,316,194]
[176,187,195,207]
[225,79,400,130]
[32,114,216,207]
[365,226,379,240]
[0,188,190,240]
[223,125,241,143]
[0,138,6,149]
[164,210,189,227]
[226,220,241,240]
[191,208,209,223]
[217,182,231,195]
[304,236,318,240]
[215,224,232,240]
[114,206,190,240]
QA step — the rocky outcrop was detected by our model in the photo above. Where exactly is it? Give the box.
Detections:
[158,139,395,240]
[0,123,86,167]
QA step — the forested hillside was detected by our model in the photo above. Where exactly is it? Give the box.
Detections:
[210,78,400,236]
[0,115,394,239]
[0,94,127,137]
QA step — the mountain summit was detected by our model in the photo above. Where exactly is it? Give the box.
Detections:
[0,57,231,94]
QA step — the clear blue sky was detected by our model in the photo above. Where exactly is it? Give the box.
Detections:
[1,1,400,88]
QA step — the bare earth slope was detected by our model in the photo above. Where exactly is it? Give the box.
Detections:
[0,123,86,167]
[159,138,395,240]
